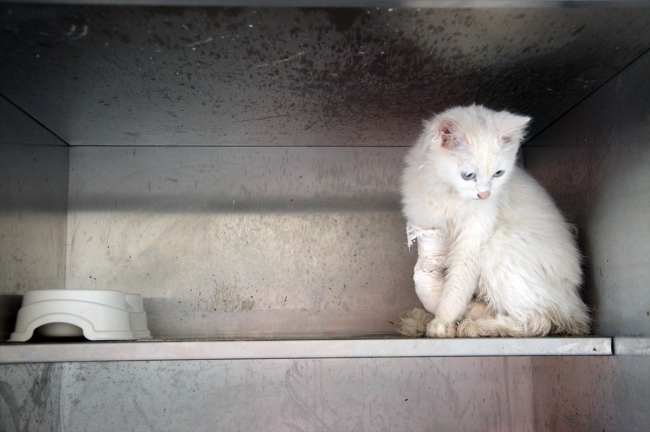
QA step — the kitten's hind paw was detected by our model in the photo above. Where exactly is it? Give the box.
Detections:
[396,308,434,337]
[426,318,457,338]
[456,319,489,337]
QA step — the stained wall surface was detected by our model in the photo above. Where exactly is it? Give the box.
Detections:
[65,146,419,338]
[525,35,650,432]
[532,356,649,431]
[0,363,61,432]
[3,357,535,432]
[2,5,650,147]
[525,48,650,338]
[0,98,67,432]
[0,98,69,341]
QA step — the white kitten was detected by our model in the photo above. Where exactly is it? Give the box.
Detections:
[401,104,590,337]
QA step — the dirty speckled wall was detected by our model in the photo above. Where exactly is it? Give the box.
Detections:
[532,356,649,431]
[2,6,650,147]
[4,357,535,432]
[0,363,61,432]
[526,39,649,432]
[525,48,650,338]
[64,146,419,338]
[0,97,69,341]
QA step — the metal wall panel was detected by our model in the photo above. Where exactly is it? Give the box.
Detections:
[50,357,532,431]
[2,5,650,147]
[0,363,62,432]
[65,146,420,338]
[524,49,650,338]
[0,97,69,341]
[0,96,67,146]
[0,146,69,294]
[532,356,650,431]
[525,34,650,432]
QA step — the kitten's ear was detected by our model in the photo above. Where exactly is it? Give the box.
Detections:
[499,114,531,149]
[437,118,468,150]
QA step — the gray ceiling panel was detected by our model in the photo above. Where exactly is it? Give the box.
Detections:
[1,4,650,146]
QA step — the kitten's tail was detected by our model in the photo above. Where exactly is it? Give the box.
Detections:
[457,309,591,337]
[553,308,591,336]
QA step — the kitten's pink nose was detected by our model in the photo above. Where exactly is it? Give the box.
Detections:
[478,191,491,200]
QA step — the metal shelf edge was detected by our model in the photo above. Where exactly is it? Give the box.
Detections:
[0,337,612,363]
[613,337,650,355]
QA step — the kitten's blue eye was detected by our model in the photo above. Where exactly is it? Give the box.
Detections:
[494,170,505,177]
[461,172,476,180]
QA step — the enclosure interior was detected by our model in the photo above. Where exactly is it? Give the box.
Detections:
[0,3,649,430]
[1,3,648,341]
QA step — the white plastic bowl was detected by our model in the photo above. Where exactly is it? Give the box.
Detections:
[9,290,152,341]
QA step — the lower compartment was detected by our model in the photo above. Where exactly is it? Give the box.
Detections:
[1,355,648,431]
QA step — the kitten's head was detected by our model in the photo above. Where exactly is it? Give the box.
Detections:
[422,104,531,201]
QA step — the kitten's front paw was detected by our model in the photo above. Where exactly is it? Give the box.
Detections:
[425,318,457,338]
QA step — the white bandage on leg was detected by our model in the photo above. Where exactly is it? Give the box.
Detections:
[406,224,446,314]
[396,224,447,337]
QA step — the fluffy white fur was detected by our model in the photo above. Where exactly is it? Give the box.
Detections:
[401,104,590,338]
